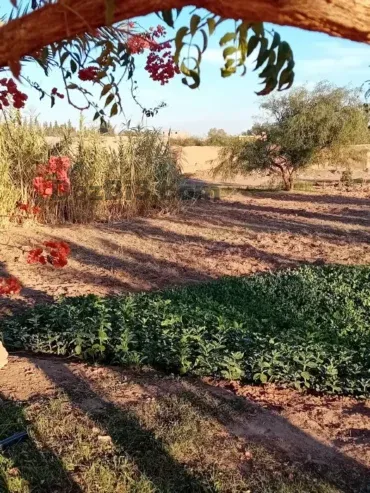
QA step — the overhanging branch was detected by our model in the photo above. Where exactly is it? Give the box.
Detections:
[0,0,370,69]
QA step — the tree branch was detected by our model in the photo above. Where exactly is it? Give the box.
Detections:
[0,0,370,70]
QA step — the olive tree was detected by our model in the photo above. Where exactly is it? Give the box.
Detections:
[214,82,370,190]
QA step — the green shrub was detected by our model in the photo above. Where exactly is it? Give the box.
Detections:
[3,265,370,397]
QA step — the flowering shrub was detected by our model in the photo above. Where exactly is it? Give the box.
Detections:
[0,156,72,298]
[17,203,41,216]
[0,277,21,296]
[33,156,71,197]
[28,241,71,268]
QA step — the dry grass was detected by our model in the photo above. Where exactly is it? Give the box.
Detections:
[0,117,181,224]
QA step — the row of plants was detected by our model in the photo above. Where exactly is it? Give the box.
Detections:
[0,114,181,224]
[3,265,370,397]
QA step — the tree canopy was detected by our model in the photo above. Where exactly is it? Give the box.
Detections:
[214,82,370,190]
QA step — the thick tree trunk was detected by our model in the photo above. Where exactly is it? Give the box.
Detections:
[1,0,370,69]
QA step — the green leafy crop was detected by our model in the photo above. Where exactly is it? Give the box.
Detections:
[3,265,370,397]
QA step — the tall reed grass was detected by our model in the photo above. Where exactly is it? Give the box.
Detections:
[0,115,182,224]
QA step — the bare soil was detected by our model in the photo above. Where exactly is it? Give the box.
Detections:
[1,189,370,312]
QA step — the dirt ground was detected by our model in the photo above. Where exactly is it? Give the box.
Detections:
[1,189,370,487]
[1,355,370,475]
[1,189,370,310]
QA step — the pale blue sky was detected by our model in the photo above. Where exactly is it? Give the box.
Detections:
[2,6,370,135]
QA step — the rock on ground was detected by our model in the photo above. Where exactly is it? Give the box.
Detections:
[0,341,8,369]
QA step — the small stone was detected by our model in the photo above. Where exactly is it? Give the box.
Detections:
[244,451,253,461]
[0,342,8,369]
[97,435,112,443]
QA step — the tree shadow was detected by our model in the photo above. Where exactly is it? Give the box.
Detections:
[159,199,370,244]
[1,189,370,309]
[34,358,218,492]
[128,371,370,493]
[0,392,82,492]
[24,357,370,493]
[239,190,370,207]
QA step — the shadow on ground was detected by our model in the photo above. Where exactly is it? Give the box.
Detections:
[1,355,368,492]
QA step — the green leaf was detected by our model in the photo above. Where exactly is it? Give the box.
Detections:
[251,22,264,37]
[278,68,294,91]
[93,111,100,121]
[190,14,201,36]
[221,66,236,78]
[174,26,189,64]
[247,35,259,57]
[219,32,236,46]
[223,46,237,59]
[259,64,276,79]
[225,58,235,69]
[254,38,269,70]
[110,102,118,117]
[66,83,78,89]
[162,9,174,28]
[271,31,281,50]
[180,62,200,89]
[101,84,112,97]
[301,371,311,381]
[256,75,278,95]
[105,93,114,107]
[207,18,216,35]
[70,59,77,74]
[60,52,69,66]
[277,41,292,68]
[306,361,318,368]
[260,373,268,383]
[200,29,208,53]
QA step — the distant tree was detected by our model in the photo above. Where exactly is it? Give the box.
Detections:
[214,82,370,190]
[206,128,230,146]
[241,124,261,136]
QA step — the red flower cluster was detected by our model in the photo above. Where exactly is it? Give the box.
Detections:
[34,156,71,198]
[78,67,99,81]
[127,35,151,55]
[17,203,41,215]
[28,241,71,268]
[33,176,53,198]
[145,41,180,85]
[0,78,28,110]
[51,87,65,99]
[151,25,166,38]
[0,277,21,296]
[127,25,179,85]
